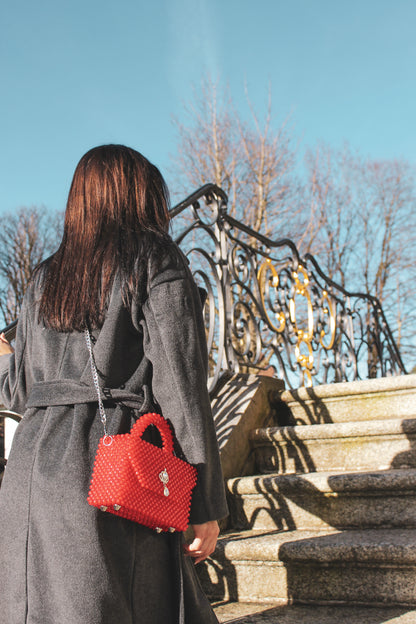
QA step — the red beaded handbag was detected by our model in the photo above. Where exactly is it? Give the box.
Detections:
[85,330,197,533]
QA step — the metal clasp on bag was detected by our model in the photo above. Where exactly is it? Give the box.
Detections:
[159,468,169,496]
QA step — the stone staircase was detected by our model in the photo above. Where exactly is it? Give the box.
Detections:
[203,373,416,621]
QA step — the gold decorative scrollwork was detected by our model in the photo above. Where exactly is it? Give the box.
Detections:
[320,289,337,350]
[257,258,285,333]
[289,266,314,341]
[289,266,315,386]
[257,262,337,386]
[294,336,314,386]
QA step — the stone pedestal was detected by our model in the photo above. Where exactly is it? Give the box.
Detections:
[211,373,284,481]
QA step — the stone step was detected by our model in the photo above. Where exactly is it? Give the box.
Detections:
[226,469,416,531]
[201,528,416,606]
[213,602,416,623]
[250,417,416,474]
[276,373,416,426]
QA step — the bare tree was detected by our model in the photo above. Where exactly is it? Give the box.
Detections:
[0,207,63,325]
[236,90,297,234]
[170,78,300,238]
[302,144,362,285]
[171,80,240,214]
[304,144,416,362]
[171,81,416,367]
[358,158,416,359]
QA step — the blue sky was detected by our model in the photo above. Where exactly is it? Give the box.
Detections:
[1,0,415,215]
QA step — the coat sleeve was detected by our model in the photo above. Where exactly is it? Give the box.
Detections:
[140,245,228,524]
[0,292,33,416]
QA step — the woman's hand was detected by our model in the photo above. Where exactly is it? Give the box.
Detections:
[184,520,220,565]
[0,333,14,356]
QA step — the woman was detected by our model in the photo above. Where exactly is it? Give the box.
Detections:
[0,145,228,624]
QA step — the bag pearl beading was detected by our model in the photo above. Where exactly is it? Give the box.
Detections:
[87,413,197,532]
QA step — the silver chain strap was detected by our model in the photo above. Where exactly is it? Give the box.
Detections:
[84,328,110,439]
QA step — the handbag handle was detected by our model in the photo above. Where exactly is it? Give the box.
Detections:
[131,412,174,455]
[85,330,174,453]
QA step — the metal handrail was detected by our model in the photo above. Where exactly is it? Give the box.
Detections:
[0,184,406,390]
[169,183,406,389]
[169,184,228,220]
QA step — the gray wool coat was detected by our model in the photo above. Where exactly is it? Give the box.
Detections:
[0,240,228,624]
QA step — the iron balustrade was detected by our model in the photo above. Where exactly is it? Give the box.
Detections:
[170,184,406,391]
[0,185,406,392]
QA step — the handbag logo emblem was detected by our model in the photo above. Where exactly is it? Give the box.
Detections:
[159,469,170,497]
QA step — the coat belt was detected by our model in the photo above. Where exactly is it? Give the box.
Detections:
[26,379,151,410]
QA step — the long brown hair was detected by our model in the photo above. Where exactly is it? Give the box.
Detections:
[37,145,170,331]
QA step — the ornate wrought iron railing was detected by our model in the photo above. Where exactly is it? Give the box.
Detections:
[170,184,406,391]
[0,187,406,393]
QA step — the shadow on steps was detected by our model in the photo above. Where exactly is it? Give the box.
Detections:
[213,602,416,624]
